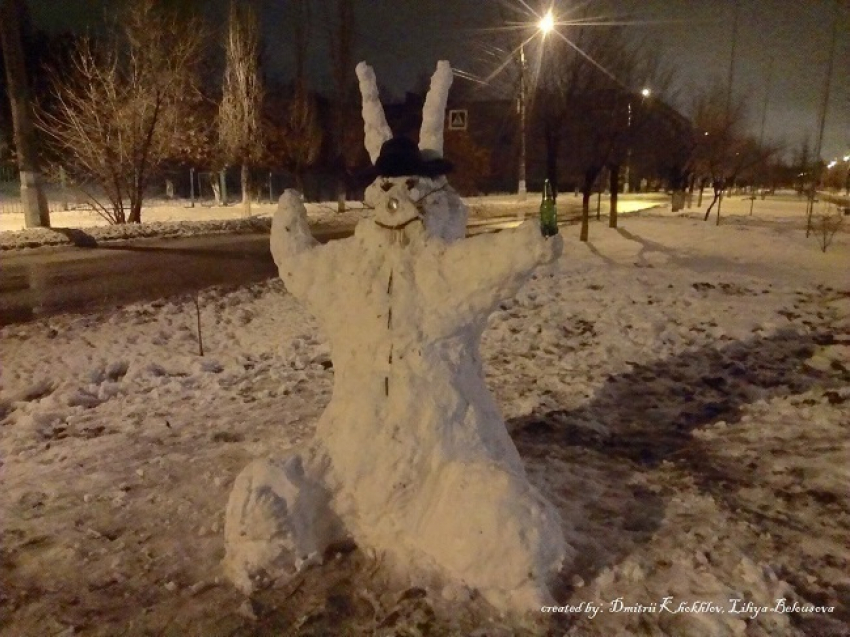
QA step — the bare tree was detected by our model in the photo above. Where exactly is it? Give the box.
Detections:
[687,81,778,225]
[540,24,658,241]
[533,26,620,241]
[528,17,679,241]
[814,205,844,253]
[0,0,49,227]
[38,0,204,224]
[280,0,322,193]
[280,89,322,193]
[605,48,675,228]
[692,80,746,222]
[323,0,357,211]
[218,1,263,216]
[792,137,813,195]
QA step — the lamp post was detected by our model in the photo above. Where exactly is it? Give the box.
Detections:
[518,43,528,199]
[844,154,850,196]
[517,10,554,200]
[623,87,650,194]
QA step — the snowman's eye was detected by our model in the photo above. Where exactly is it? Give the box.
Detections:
[381,182,393,192]
[406,178,418,190]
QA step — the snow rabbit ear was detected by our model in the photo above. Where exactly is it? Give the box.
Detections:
[356,62,393,164]
[419,61,453,161]
[357,60,454,165]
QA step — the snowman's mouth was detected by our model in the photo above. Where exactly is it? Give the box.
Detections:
[374,216,422,230]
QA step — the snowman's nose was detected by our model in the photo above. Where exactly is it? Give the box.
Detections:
[387,198,399,213]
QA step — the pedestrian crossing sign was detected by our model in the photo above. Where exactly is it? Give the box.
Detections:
[448,109,468,130]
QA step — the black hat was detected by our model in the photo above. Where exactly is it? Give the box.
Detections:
[370,136,453,178]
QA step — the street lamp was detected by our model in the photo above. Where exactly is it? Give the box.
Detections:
[623,87,650,193]
[517,10,554,200]
[539,10,554,34]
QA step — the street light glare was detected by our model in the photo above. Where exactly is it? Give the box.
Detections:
[539,10,554,35]
[641,88,651,98]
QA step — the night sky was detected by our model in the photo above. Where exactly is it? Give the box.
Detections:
[26,0,850,161]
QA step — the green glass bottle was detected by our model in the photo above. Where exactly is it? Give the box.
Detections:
[539,179,558,237]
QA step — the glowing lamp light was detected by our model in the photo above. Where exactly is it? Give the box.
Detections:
[641,88,651,98]
[827,160,837,169]
[539,10,554,35]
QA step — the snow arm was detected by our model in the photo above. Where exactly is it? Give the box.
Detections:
[270,189,324,304]
[427,220,563,316]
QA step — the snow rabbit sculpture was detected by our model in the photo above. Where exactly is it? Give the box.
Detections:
[223,60,570,613]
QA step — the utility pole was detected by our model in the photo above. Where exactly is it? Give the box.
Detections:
[717,0,741,226]
[517,42,527,200]
[725,0,740,122]
[806,0,840,237]
[751,56,774,216]
[623,101,632,194]
[623,88,649,197]
[0,0,50,227]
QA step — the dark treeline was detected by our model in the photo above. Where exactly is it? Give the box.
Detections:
[0,0,824,227]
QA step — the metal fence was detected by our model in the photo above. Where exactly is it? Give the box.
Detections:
[0,165,362,215]
[177,167,360,207]
[0,164,93,215]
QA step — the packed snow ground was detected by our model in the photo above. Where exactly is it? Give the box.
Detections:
[1,197,848,636]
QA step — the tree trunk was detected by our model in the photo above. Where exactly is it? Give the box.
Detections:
[580,168,596,242]
[128,196,142,223]
[704,194,717,221]
[580,197,590,242]
[219,169,228,206]
[716,188,723,226]
[329,0,354,213]
[704,179,723,221]
[211,174,222,206]
[545,129,559,201]
[596,167,606,221]
[686,174,696,208]
[670,167,687,212]
[581,187,592,218]
[127,171,143,223]
[697,178,705,207]
[608,164,620,228]
[336,175,346,213]
[0,0,50,227]
[241,163,251,216]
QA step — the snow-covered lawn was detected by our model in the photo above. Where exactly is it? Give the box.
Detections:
[1,200,848,636]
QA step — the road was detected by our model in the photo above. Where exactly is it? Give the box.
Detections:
[0,219,534,326]
[0,198,666,326]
